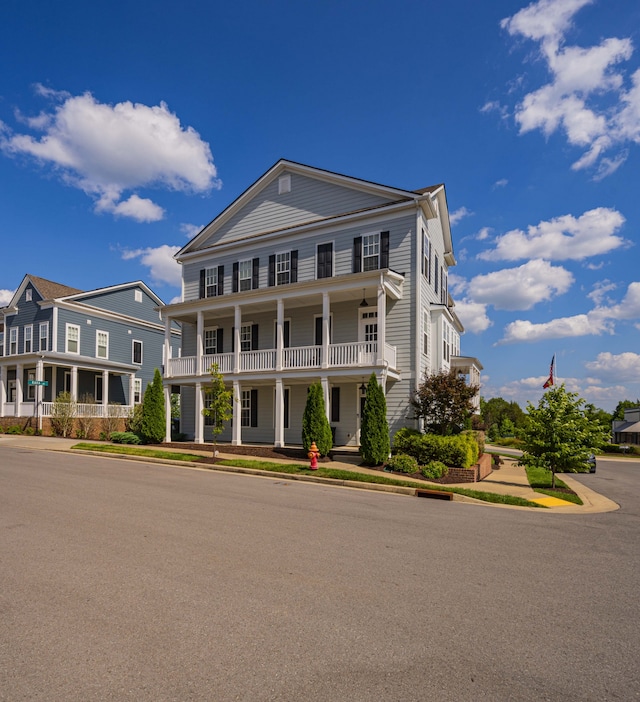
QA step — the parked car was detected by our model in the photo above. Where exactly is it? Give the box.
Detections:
[587,454,596,473]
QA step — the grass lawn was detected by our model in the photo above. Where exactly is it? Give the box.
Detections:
[71,443,545,508]
[524,465,583,505]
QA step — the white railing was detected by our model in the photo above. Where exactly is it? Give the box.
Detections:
[283,345,321,369]
[40,402,133,418]
[165,342,397,378]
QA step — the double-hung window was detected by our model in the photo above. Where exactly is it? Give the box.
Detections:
[422,230,431,282]
[423,311,430,357]
[96,330,109,359]
[239,260,252,291]
[362,233,380,272]
[10,328,18,355]
[353,232,389,272]
[268,251,297,286]
[134,378,142,404]
[132,340,143,364]
[241,389,259,427]
[66,324,80,354]
[27,371,36,400]
[204,328,222,355]
[39,322,49,352]
[240,324,253,352]
[200,266,224,298]
[24,325,33,353]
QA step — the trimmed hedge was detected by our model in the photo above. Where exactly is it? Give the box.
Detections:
[392,428,481,469]
[386,453,419,475]
[110,431,141,445]
[420,461,449,480]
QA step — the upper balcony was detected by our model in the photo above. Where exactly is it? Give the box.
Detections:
[166,340,397,379]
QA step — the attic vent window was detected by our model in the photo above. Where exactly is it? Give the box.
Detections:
[278,174,291,194]
[135,289,142,302]
[25,289,32,302]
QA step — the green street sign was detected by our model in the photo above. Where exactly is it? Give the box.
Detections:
[28,380,48,386]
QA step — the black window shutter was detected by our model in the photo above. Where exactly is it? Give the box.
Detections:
[421,231,424,275]
[284,388,289,429]
[331,386,340,423]
[217,265,224,296]
[268,255,276,286]
[252,258,259,289]
[290,250,298,283]
[217,328,224,354]
[283,319,290,348]
[251,324,259,350]
[380,231,390,269]
[199,269,205,299]
[315,317,323,346]
[353,237,362,273]
[317,245,325,278]
[250,389,258,427]
[232,262,239,293]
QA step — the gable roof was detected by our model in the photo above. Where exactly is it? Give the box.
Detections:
[177,159,442,259]
[28,274,84,300]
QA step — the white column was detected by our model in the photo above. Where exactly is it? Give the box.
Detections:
[70,366,78,402]
[164,385,172,443]
[0,365,6,417]
[15,363,23,417]
[195,382,204,444]
[321,376,330,422]
[129,373,136,407]
[196,310,204,376]
[102,370,109,407]
[276,298,284,372]
[52,307,59,353]
[274,378,284,447]
[377,279,386,365]
[164,315,172,378]
[322,292,330,369]
[232,380,241,445]
[233,306,241,374]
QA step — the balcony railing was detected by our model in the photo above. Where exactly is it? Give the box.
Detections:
[166,341,397,379]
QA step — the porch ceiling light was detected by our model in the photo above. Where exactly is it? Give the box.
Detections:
[359,289,368,307]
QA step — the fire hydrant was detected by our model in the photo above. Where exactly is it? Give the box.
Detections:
[308,441,320,470]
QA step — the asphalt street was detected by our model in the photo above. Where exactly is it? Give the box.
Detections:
[1,446,638,701]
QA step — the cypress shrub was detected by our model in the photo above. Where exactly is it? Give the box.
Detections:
[360,374,390,465]
[140,369,166,444]
[302,383,333,456]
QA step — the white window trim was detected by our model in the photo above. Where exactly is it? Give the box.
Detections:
[239,259,252,292]
[241,389,252,427]
[66,323,80,355]
[39,322,49,352]
[96,330,109,359]
[27,370,36,400]
[204,326,220,355]
[9,328,18,355]
[240,323,253,352]
[132,339,143,365]
[24,325,33,354]
[134,378,142,404]
[362,232,380,272]
[205,267,218,298]
[275,251,291,286]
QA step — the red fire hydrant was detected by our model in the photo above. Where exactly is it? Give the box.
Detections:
[308,441,320,470]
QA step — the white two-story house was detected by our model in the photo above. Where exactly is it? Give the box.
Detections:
[160,160,481,447]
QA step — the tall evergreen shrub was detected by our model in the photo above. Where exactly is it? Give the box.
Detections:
[140,369,166,444]
[360,373,390,465]
[302,383,333,456]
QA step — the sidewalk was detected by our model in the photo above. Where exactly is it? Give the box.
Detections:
[0,435,621,513]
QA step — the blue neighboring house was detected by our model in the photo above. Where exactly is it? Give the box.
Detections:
[0,274,181,425]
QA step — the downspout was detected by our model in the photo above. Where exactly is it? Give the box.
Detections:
[413,205,422,425]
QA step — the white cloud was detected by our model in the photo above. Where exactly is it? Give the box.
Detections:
[0,289,15,306]
[585,351,640,383]
[454,300,493,334]
[449,206,473,225]
[0,86,220,221]
[180,223,204,239]
[467,259,573,311]
[499,0,640,177]
[121,245,181,287]
[476,227,492,241]
[499,312,613,343]
[493,178,508,188]
[587,280,616,305]
[595,281,640,320]
[479,207,627,261]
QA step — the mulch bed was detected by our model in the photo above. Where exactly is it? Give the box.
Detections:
[162,442,331,463]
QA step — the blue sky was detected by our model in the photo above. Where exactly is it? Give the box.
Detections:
[1,0,639,413]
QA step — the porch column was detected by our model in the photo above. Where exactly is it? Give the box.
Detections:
[233,306,241,374]
[164,385,172,443]
[15,363,23,417]
[70,366,78,402]
[275,298,284,371]
[321,376,330,423]
[0,365,6,417]
[376,278,386,366]
[129,373,136,406]
[164,315,172,378]
[52,307,59,352]
[274,378,284,447]
[102,370,109,407]
[196,311,204,376]
[321,292,330,369]
[195,382,204,443]
[231,380,241,445]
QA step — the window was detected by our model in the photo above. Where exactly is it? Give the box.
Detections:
[8,379,16,402]
[10,328,17,355]
[96,331,109,359]
[27,371,36,400]
[241,389,258,427]
[434,254,439,294]
[24,325,33,353]
[331,386,340,423]
[132,340,143,364]
[95,375,103,403]
[423,311,430,356]
[268,251,297,286]
[240,324,253,352]
[443,322,450,363]
[200,265,224,298]
[353,232,389,272]
[135,289,142,303]
[239,259,252,291]
[134,378,142,404]
[66,324,80,354]
[422,230,431,282]
[441,268,447,304]
[25,289,32,302]
[317,243,333,279]
[39,322,49,352]
[204,328,223,355]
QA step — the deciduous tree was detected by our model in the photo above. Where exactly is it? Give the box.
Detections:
[201,364,234,456]
[411,370,479,436]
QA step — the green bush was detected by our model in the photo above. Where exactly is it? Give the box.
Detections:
[302,382,333,456]
[360,374,390,466]
[392,431,480,469]
[6,425,23,434]
[110,431,141,444]
[140,369,166,444]
[421,461,449,480]
[385,453,419,475]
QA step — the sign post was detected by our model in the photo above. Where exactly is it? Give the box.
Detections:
[28,380,48,433]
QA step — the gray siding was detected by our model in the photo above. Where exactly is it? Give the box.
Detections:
[73,286,163,325]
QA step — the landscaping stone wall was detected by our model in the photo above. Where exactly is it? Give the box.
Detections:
[446,453,493,483]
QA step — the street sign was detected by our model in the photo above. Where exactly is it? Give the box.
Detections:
[28,380,48,386]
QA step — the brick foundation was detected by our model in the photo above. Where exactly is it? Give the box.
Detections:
[446,453,493,483]
[0,416,126,439]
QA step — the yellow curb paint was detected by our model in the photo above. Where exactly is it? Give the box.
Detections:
[531,496,576,507]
